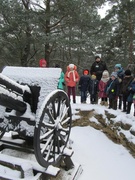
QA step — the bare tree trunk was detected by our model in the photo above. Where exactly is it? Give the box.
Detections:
[45,0,51,67]
[21,0,31,67]
[128,13,133,64]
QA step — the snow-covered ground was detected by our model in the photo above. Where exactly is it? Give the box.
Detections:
[70,96,135,180]
[0,95,135,180]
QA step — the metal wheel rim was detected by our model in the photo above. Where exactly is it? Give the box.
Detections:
[34,90,72,168]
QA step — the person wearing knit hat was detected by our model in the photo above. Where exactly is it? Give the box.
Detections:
[111,72,118,78]
[78,69,90,103]
[39,59,47,68]
[55,64,65,90]
[124,69,131,76]
[114,64,125,109]
[121,69,133,112]
[98,70,110,106]
[105,72,120,110]
[64,64,80,103]
[90,55,108,81]
[88,74,99,104]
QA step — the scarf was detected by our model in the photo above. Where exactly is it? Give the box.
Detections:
[101,77,110,83]
[67,70,76,81]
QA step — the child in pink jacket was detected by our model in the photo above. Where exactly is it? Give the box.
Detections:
[98,70,110,106]
[65,64,80,103]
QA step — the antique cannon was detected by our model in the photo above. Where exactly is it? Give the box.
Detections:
[0,66,72,170]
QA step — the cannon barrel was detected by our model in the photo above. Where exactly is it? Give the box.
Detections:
[0,74,31,113]
[0,74,31,95]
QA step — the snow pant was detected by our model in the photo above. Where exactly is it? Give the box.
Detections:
[118,94,123,109]
[90,94,98,104]
[101,97,108,102]
[122,94,129,111]
[67,86,76,103]
[109,98,117,110]
[127,102,132,114]
[80,91,87,103]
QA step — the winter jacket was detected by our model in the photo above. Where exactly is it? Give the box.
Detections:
[88,79,99,95]
[78,75,90,91]
[121,76,134,96]
[127,80,135,102]
[98,79,109,98]
[78,69,90,92]
[65,65,80,87]
[105,78,120,99]
[57,71,65,90]
[90,61,108,81]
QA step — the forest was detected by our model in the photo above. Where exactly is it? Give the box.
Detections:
[0,0,135,74]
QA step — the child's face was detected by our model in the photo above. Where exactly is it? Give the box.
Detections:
[115,68,119,72]
[111,76,115,80]
[102,75,108,78]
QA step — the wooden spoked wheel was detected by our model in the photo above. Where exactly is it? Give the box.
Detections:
[34,90,72,168]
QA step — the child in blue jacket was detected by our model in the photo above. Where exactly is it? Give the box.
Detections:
[88,74,99,104]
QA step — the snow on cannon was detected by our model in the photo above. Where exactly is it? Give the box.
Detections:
[0,66,74,177]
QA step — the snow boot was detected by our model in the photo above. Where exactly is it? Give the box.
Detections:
[100,101,104,105]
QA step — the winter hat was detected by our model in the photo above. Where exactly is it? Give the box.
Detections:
[83,69,89,75]
[39,59,47,67]
[111,72,117,78]
[115,64,122,69]
[91,74,96,79]
[55,64,60,68]
[95,56,101,60]
[125,69,131,76]
[102,70,109,77]
[69,64,75,69]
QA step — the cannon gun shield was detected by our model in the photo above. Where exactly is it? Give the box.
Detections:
[34,90,72,168]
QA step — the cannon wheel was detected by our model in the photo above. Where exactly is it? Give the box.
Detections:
[34,90,72,168]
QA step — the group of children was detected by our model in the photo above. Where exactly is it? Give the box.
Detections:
[57,63,135,116]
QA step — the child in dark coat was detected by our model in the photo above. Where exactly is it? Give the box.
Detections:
[78,69,90,103]
[105,72,120,110]
[88,74,99,104]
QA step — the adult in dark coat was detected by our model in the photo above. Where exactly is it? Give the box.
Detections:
[114,64,125,109]
[78,69,90,103]
[90,56,108,81]
[127,77,135,115]
[121,69,133,112]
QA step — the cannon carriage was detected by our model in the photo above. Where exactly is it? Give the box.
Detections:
[0,66,73,172]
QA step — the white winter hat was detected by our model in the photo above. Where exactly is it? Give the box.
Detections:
[69,64,74,69]
[102,70,109,77]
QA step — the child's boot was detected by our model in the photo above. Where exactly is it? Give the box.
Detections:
[104,101,108,106]
[100,101,104,105]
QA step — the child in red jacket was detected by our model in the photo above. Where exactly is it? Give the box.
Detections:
[65,64,80,103]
